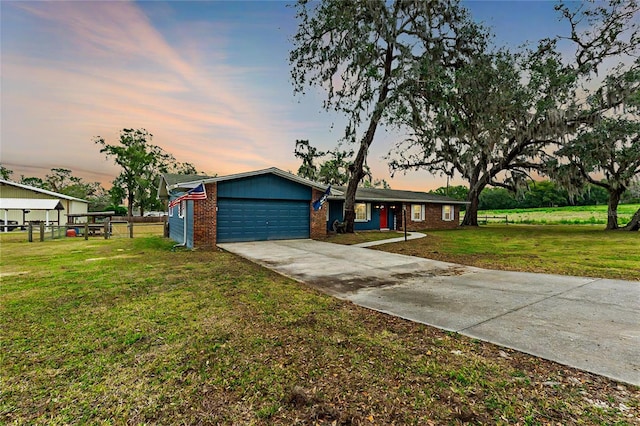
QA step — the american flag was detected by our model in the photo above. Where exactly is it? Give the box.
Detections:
[169,183,207,208]
[312,185,331,211]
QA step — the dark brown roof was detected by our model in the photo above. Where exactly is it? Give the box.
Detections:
[329,186,468,205]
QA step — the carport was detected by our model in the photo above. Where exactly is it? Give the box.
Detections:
[0,198,65,231]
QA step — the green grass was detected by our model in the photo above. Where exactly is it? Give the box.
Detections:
[473,203,640,226]
[374,225,640,281]
[1,235,639,424]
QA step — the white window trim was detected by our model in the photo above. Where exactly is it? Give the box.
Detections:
[442,205,454,221]
[178,200,185,218]
[168,205,173,217]
[354,202,371,222]
[411,204,425,222]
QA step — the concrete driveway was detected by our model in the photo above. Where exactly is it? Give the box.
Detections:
[218,239,640,386]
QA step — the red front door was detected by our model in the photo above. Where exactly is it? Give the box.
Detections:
[380,205,388,229]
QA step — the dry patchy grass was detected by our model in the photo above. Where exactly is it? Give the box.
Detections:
[1,235,638,424]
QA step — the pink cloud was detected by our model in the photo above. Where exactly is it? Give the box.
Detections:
[2,1,300,181]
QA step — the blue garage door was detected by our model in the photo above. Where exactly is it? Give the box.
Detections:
[217,198,310,243]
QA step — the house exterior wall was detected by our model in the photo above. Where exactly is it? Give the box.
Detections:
[193,182,217,249]
[310,188,328,239]
[168,197,194,247]
[355,204,381,231]
[327,201,344,231]
[164,171,464,247]
[169,175,320,248]
[327,200,401,231]
[218,174,310,200]
[401,203,460,231]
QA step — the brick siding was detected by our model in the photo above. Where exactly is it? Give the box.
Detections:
[400,202,459,231]
[310,188,328,239]
[193,182,217,249]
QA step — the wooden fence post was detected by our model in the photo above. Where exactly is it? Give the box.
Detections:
[84,222,89,240]
[104,218,110,239]
[28,223,33,242]
[39,223,44,242]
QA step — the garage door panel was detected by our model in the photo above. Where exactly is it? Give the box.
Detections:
[217,199,309,243]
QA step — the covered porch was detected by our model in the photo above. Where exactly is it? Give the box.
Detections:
[0,198,65,232]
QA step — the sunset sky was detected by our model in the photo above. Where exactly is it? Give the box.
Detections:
[2,1,576,191]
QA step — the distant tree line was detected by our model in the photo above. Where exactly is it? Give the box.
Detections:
[1,128,201,216]
[431,181,640,211]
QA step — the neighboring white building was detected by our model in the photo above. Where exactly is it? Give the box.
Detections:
[0,179,89,228]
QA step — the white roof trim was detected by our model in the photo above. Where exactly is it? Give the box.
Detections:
[168,167,330,192]
[0,198,65,210]
[0,179,88,203]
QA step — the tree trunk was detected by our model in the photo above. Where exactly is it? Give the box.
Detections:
[127,193,134,218]
[621,207,640,231]
[461,188,480,226]
[343,44,393,233]
[605,190,622,230]
[344,126,376,233]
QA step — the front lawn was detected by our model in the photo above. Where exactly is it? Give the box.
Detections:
[1,235,638,424]
[371,225,640,281]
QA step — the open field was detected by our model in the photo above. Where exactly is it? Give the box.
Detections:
[2,235,638,424]
[370,225,640,281]
[472,203,640,226]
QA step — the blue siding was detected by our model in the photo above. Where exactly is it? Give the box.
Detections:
[169,173,315,245]
[327,201,344,230]
[216,174,313,243]
[217,199,309,243]
[356,205,380,230]
[326,200,382,231]
[218,174,311,200]
[168,198,194,248]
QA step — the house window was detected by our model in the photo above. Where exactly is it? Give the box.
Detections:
[168,204,173,217]
[412,204,425,221]
[178,200,185,218]
[442,205,454,221]
[354,203,370,222]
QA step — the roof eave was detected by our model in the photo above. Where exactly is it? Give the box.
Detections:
[328,196,469,205]
[165,167,330,193]
[0,179,89,203]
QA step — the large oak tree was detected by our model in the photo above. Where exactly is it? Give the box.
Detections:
[550,61,640,230]
[290,0,483,232]
[389,0,639,226]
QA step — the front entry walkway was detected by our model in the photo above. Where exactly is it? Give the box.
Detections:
[218,239,640,386]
